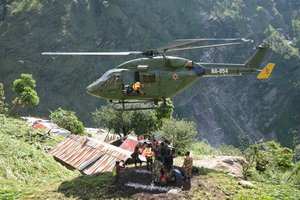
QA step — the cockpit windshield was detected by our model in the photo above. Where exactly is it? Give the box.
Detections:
[99,70,114,82]
[93,70,114,85]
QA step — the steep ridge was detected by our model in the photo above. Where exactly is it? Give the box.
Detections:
[0,0,299,147]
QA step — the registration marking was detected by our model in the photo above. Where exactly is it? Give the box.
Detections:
[211,68,229,74]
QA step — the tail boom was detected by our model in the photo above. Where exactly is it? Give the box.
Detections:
[198,43,274,79]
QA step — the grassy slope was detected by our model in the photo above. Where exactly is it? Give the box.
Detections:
[190,170,300,200]
[0,115,299,199]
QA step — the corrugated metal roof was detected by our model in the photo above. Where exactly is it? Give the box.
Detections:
[48,135,132,174]
[119,135,139,152]
[22,116,71,137]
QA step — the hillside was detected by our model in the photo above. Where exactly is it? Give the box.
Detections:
[0,0,300,147]
[1,116,300,199]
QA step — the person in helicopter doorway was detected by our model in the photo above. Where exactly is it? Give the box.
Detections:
[130,81,146,95]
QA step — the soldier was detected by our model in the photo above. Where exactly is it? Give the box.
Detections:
[152,157,163,183]
[182,151,193,181]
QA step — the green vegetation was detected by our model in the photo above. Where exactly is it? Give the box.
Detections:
[190,139,243,158]
[1,0,300,148]
[92,101,194,154]
[1,1,300,198]
[190,170,300,200]
[92,101,173,137]
[0,115,119,199]
[0,115,76,199]
[49,107,85,135]
[160,118,197,155]
[0,83,8,114]
[11,74,39,115]
[0,115,300,199]
[93,104,158,137]
[243,141,300,185]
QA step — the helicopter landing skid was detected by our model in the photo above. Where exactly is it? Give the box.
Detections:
[109,99,171,111]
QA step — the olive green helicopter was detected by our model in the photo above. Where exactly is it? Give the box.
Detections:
[42,38,275,110]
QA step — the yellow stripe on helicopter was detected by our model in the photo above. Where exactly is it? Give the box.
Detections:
[257,63,275,79]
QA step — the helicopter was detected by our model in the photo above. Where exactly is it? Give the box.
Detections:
[42,38,275,110]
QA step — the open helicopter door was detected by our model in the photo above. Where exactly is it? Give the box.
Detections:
[120,69,134,95]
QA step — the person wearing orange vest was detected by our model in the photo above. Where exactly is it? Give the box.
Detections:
[144,143,153,170]
[131,81,145,95]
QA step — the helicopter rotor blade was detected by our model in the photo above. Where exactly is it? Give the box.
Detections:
[158,38,250,52]
[165,41,250,53]
[41,51,143,56]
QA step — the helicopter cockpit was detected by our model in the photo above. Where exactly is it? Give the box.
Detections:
[86,69,135,98]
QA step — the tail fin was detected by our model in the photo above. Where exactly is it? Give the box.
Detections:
[257,63,275,79]
[245,43,269,68]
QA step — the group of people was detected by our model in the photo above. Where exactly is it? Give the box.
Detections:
[131,138,193,183]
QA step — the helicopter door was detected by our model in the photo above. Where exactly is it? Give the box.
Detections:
[140,72,158,95]
[121,70,134,94]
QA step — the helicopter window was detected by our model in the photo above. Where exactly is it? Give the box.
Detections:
[134,71,140,82]
[99,70,113,82]
[143,73,156,83]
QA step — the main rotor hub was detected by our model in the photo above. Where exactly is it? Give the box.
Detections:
[141,50,160,57]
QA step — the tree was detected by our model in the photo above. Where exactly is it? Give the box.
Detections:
[0,83,8,114]
[50,108,85,135]
[155,98,174,127]
[132,110,158,136]
[161,118,197,155]
[92,104,159,137]
[12,74,39,114]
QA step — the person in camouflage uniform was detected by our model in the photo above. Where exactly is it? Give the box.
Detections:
[152,157,163,183]
[182,151,193,179]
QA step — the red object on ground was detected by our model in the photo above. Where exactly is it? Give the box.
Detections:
[33,122,49,130]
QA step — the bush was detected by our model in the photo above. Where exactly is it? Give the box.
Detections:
[50,108,85,135]
[243,141,294,183]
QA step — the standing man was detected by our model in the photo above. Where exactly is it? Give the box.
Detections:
[182,151,193,181]
[144,143,153,170]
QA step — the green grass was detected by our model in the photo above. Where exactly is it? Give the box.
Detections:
[190,140,243,159]
[0,115,120,199]
[189,169,300,200]
[0,116,78,199]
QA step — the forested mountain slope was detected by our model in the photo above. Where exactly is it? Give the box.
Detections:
[1,0,299,147]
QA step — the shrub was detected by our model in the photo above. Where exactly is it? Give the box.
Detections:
[50,108,85,135]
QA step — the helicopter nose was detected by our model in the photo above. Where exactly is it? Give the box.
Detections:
[86,82,102,97]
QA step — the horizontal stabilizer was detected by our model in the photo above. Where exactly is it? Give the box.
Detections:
[257,63,275,79]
